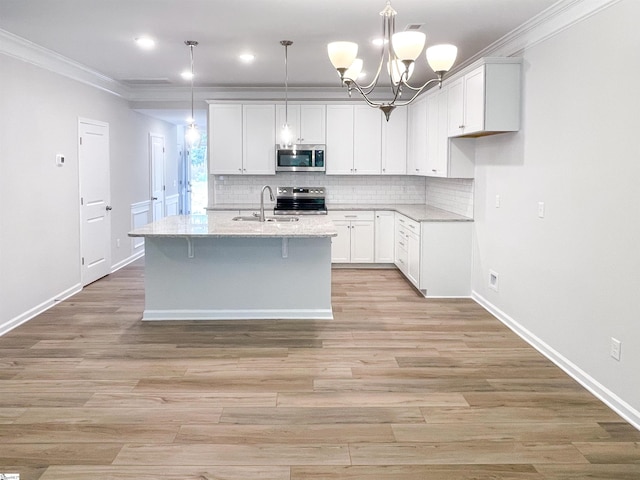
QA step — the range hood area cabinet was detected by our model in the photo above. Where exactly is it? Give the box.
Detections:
[275,104,326,145]
[209,104,276,175]
[446,57,522,138]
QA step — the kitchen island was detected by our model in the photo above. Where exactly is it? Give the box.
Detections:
[128,214,337,321]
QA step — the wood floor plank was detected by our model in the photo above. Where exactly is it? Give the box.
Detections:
[0,262,636,479]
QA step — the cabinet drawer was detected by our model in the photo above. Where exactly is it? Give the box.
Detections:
[327,210,375,221]
[396,214,420,235]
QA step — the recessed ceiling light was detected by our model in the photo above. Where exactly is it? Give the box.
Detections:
[372,38,388,47]
[181,70,194,80]
[239,53,255,63]
[135,36,155,50]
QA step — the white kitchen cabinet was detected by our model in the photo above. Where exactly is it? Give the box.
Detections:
[425,87,475,179]
[381,109,407,175]
[209,104,276,175]
[326,105,354,175]
[275,104,326,144]
[406,94,428,176]
[395,214,421,289]
[447,58,521,137]
[326,105,382,175]
[243,104,276,174]
[328,211,375,263]
[209,104,243,174]
[354,106,382,175]
[374,211,395,263]
[420,221,472,297]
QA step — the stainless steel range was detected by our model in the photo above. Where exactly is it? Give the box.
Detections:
[273,187,327,215]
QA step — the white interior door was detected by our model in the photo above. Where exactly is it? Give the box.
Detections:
[150,133,165,221]
[79,119,111,286]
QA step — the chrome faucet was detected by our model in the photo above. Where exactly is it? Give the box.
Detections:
[259,185,275,222]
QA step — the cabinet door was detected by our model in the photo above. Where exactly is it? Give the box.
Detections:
[381,109,407,175]
[331,220,351,263]
[407,231,421,287]
[407,96,427,175]
[447,76,465,137]
[276,104,300,144]
[462,67,485,134]
[209,104,243,174]
[326,105,354,175]
[243,105,276,175]
[375,211,395,263]
[353,106,382,175]
[299,105,326,144]
[350,220,375,263]
[426,88,449,177]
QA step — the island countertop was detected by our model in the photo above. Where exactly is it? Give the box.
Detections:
[128,213,338,239]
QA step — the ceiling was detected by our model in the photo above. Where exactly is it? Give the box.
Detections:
[0,0,559,124]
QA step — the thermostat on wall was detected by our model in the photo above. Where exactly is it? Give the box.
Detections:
[56,154,65,166]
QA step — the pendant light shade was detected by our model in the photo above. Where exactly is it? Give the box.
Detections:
[426,44,458,73]
[328,42,358,71]
[391,31,426,62]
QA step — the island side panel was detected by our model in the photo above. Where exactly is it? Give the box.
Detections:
[142,236,333,320]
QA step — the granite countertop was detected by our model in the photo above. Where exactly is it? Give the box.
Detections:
[128,214,337,239]
[207,204,472,222]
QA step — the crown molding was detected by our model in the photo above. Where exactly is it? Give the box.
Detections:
[447,0,621,76]
[0,28,130,98]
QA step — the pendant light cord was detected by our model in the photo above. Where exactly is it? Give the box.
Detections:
[281,40,293,125]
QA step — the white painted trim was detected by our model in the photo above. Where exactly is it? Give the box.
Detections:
[472,291,640,431]
[111,250,145,274]
[0,284,82,337]
[0,28,128,98]
[131,200,150,251]
[142,309,334,321]
[165,193,180,217]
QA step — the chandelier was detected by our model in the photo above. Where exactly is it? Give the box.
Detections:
[184,40,200,147]
[327,1,457,120]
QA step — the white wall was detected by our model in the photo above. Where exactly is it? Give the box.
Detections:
[472,0,640,423]
[0,53,177,332]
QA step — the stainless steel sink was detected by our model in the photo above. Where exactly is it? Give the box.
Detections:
[232,215,299,223]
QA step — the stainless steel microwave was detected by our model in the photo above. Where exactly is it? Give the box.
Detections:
[276,144,325,172]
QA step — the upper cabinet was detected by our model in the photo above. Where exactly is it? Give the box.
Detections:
[209,103,276,175]
[425,87,474,179]
[276,104,326,144]
[447,58,522,137]
[326,105,382,175]
[407,95,428,176]
[381,108,407,175]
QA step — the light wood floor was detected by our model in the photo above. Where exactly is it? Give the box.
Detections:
[1,260,639,479]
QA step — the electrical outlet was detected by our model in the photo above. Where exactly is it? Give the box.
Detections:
[495,194,501,208]
[538,201,545,218]
[116,238,121,248]
[610,337,621,361]
[489,270,499,292]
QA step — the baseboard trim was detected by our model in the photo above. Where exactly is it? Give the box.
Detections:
[0,283,82,337]
[111,250,145,273]
[472,290,640,430]
[142,308,334,321]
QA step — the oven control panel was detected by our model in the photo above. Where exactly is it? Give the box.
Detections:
[277,187,325,197]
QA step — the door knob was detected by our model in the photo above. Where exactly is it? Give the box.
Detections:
[152,197,158,200]
[106,205,113,211]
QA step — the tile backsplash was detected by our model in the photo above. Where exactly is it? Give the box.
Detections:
[425,177,474,218]
[210,173,474,218]
[210,174,427,205]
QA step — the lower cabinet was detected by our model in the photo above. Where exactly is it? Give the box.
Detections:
[327,211,375,263]
[374,211,395,263]
[395,213,471,297]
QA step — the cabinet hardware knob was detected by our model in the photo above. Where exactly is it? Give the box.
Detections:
[459,125,464,129]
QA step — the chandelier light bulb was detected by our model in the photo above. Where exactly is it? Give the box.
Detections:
[344,58,364,82]
[185,124,200,147]
[426,44,458,73]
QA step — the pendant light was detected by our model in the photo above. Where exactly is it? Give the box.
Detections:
[184,40,201,148]
[327,1,457,120]
[280,40,293,148]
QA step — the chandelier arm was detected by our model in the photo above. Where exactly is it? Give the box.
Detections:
[400,76,441,93]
